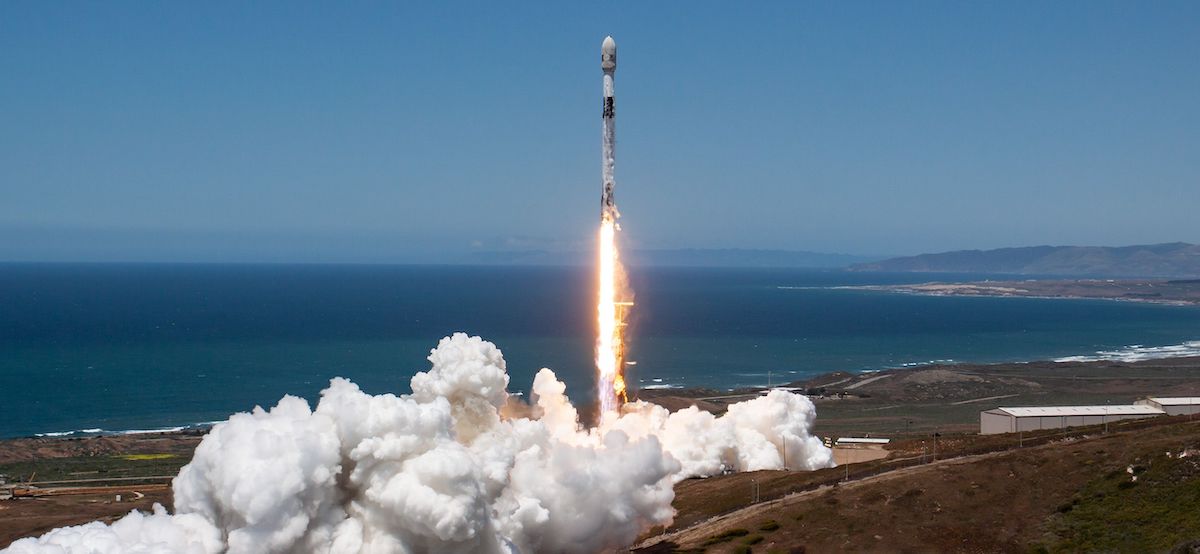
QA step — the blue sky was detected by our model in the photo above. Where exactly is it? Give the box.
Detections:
[2,2,1198,262]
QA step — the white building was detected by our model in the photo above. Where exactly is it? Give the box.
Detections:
[1137,397,1200,416]
[980,405,1164,435]
[835,437,891,446]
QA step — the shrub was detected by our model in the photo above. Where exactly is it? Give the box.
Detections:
[703,528,751,546]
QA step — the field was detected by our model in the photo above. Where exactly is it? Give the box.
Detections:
[0,433,199,547]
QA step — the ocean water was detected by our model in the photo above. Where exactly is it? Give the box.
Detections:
[3,263,1200,438]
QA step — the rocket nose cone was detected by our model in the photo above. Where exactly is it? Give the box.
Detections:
[601,36,617,70]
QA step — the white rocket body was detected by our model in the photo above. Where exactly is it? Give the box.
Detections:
[601,36,617,218]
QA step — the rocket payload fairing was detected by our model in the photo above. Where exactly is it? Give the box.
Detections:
[601,36,617,219]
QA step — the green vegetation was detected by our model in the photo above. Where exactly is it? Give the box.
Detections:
[743,534,764,544]
[120,453,176,461]
[1039,450,1200,553]
[759,520,780,532]
[1055,497,1079,514]
[702,528,750,546]
[0,455,188,483]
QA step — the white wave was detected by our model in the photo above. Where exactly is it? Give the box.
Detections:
[119,426,188,435]
[1055,340,1200,363]
[637,378,680,390]
[34,428,105,437]
[32,423,214,439]
[896,359,958,368]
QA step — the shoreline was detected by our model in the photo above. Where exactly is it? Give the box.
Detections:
[848,285,1197,307]
[12,353,1200,445]
[30,423,218,440]
[833,278,1200,307]
[10,338,1200,440]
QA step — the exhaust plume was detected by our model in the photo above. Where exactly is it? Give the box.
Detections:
[4,334,834,554]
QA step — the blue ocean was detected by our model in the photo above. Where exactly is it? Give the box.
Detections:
[3,263,1200,439]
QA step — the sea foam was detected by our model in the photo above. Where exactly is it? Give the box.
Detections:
[1055,340,1200,363]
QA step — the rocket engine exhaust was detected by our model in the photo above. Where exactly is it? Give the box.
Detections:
[596,35,630,414]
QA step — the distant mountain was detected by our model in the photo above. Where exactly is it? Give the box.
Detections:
[851,242,1200,278]
[469,248,878,269]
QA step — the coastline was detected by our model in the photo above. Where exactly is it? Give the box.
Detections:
[8,355,1200,453]
[10,354,1200,447]
[834,278,1200,307]
[12,336,1200,440]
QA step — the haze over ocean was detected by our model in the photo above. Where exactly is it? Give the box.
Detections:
[3,263,1200,439]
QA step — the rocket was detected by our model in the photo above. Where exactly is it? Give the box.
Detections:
[601,36,617,218]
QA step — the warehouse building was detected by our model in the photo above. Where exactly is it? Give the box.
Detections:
[980,405,1164,435]
[1137,397,1200,416]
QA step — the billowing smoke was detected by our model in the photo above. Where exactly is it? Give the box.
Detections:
[5,334,833,553]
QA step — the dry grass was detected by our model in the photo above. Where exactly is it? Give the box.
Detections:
[639,419,1200,553]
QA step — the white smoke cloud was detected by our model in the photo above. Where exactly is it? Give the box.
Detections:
[2,504,222,554]
[4,333,833,553]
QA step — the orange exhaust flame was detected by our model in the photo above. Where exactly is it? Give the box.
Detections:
[596,212,631,413]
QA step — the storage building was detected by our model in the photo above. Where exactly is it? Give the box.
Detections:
[1137,397,1200,416]
[835,437,891,446]
[980,405,1163,435]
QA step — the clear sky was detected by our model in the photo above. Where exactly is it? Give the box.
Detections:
[2,2,1198,262]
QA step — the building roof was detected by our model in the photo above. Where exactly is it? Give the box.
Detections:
[989,405,1164,417]
[1145,397,1200,406]
[836,437,891,444]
